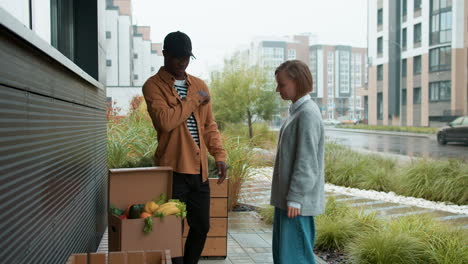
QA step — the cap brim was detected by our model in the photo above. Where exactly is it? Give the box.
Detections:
[167,50,195,58]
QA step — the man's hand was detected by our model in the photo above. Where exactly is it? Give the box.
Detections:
[198,91,210,105]
[287,206,300,218]
[215,161,227,184]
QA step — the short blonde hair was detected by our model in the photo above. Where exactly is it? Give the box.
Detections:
[275,60,313,96]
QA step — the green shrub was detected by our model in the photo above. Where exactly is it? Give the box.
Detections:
[387,215,468,264]
[315,216,358,251]
[325,142,395,192]
[315,197,377,251]
[258,206,274,225]
[259,198,467,263]
[221,122,278,150]
[325,142,467,205]
[348,230,427,264]
[337,124,438,134]
[222,136,255,210]
[107,97,157,169]
[426,227,468,264]
[395,159,468,205]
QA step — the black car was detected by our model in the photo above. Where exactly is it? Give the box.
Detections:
[437,116,468,145]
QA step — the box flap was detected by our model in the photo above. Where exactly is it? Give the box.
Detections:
[109,167,173,209]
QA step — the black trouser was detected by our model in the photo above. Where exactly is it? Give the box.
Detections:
[171,171,210,264]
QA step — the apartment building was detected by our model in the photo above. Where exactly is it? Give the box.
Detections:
[364,0,467,127]
[251,34,312,70]
[105,0,163,114]
[310,45,367,120]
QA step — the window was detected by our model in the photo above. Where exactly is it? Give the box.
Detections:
[133,53,138,59]
[463,118,468,125]
[430,0,452,45]
[414,23,422,44]
[402,59,407,77]
[288,49,296,60]
[450,116,464,125]
[51,0,75,60]
[151,66,155,72]
[402,89,407,105]
[377,65,383,81]
[377,8,383,26]
[377,92,383,120]
[414,0,422,10]
[429,81,451,101]
[402,28,407,50]
[413,55,421,75]
[106,31,111,39]
[429,46,451,71]
[413,87,421,104]
[402,0,407,17]
[106,59,112,67]
[377,37,383,55]
[134,74,139,80]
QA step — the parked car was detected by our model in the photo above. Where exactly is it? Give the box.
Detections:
[340,118,361,125]
[436,116,468,145]
[323,119,341,126]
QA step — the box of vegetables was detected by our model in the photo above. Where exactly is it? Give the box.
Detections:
[108,167,186,257]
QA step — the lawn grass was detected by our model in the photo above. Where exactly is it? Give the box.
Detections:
[337,124,438,134]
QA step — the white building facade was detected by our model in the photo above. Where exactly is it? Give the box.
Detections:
[105,0,163,115]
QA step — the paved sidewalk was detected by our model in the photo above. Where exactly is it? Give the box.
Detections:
[199,211,325,264]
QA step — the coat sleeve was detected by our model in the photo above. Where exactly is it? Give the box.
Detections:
[286,113,322,205]
[142,79,202,132]
[202,83,227,162]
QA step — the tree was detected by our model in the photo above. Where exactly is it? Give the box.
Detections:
[209,53,279,138]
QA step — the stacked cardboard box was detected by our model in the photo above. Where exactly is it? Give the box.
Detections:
[108,167,183,258]
[183,178,228,257]
[66,250,172,264]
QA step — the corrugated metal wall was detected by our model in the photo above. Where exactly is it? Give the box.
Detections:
[0,24,107,264]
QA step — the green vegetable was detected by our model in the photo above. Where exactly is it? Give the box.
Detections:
[143,216,153,234]
[154,193,167,205]
[110,204,125,216]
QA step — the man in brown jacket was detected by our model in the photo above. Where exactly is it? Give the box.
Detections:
[142,31,227,264]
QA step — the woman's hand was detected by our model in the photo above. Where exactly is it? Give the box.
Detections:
[287,206,300,218]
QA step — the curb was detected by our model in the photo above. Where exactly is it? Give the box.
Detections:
[325,127,436,140]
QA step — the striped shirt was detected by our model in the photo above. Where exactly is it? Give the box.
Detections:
[174,80,200,145]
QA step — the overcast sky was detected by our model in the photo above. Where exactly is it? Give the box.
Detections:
[132,0,368,79]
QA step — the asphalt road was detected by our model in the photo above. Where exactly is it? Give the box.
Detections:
[325,128,468,160]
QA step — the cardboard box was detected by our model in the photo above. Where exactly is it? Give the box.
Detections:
[108,167,183,257]
[66,250,172,264]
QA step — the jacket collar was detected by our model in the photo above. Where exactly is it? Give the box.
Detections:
[289,94,311,115]
[156,66,193,87]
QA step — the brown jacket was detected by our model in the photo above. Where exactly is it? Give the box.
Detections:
[142,67,226,181]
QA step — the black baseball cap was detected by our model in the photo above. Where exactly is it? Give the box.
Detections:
[163,31,195,58]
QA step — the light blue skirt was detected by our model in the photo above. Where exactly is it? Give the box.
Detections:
[272,207,316,264]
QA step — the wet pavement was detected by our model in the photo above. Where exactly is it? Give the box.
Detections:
[325,128,468,160]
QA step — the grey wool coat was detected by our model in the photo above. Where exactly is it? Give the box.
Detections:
[270,98,325,216]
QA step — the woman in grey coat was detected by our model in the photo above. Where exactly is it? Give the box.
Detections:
[271,60,325,264]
